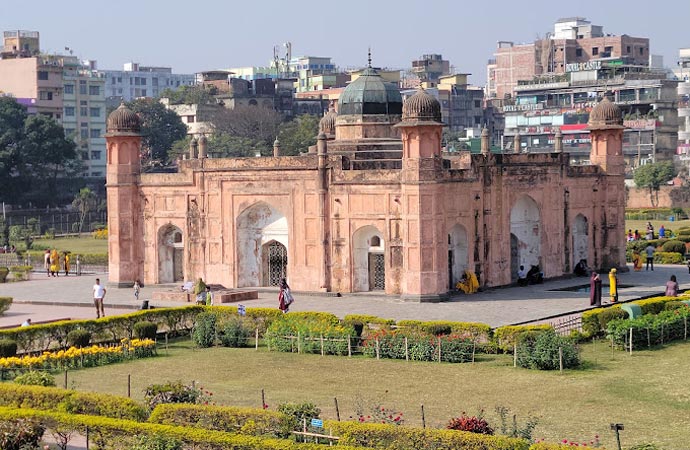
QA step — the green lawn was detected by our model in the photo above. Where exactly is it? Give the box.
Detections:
[64,339,690,450]
[26,236,107,254]
[626,219,690,237]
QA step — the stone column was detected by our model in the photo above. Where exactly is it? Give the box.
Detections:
[513,132,521,154]
[198,135,208,159]
[480,127,490,155]
[273,138,281,157]
[554,128,563,153]
[189,138,198,159]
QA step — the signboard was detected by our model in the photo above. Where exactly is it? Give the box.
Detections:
[503,103,544,112]
[237,304,246,316]
[623,119,657,131]
[311,418,323,428]
[565,61,603,73]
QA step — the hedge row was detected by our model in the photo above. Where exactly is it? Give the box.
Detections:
[493,325,553,352]
[325,420,531,450]
[607,305,690,348]
[582,296,684,336]
[361,329,477,363]
[0,296,11,315]
[0,407,362,450]
[0,384,147,421]
[148,403,293,437]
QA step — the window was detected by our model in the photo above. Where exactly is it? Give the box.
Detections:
[141,89,147,97]
[474,116,482,125]
[91,171,103,177]
[90,107,100,117]
[80,107,87,117]
[64,128,75,136]
[37,71,49,80]
[117,77,122,83]
[90,129,101,138]
[627,46,631,53]
[474,99,481,108]
[592,47,599,55]
[64,106,75,116]
[89,85,100,96]
[141,78,147,85]
[370,236,381,247]
[575,48,583,57]
[639,47,644,55]
[64,84,74,94]
[605,46,613,53]
[186,115,195,123]
[81,122,88,127]
[79,84,87,95]
[39,91,53,101]
[81,151,89,160]
[112,77,116,84]
[80,129,89,139]
[90,151,101,160]
[152,77,158,86]
[80,100,87,106]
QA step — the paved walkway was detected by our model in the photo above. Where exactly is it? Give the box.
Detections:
[1,264,686,328]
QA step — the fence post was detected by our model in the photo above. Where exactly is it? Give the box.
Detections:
[85,426,89,450]
[255,328,259,350]
[404,337,409,361]
[261,388,266,409]
[629,328,633,355]
[437,337,441,363]
[421,404,426,429]
[472,340,476,364]
[64,369,68,389]
[513,343,517,367]
[375,338,380,360]
[127,374,131,398]
[558,347,563,373]
[611,334,615,359]
[661,323,664,345]
[334,397,341,421]
[320,335,325,356]
[297,332,301,354]
[647,328,651,348]
[685,316,688,341]
[347,335,352,357]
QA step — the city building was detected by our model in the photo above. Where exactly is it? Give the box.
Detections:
[411,54,450,83]
[105,66,626,300]
[0,31,106,176]
[488,18,650,99]
[676,48,690,164]
[501,62,677,168]
[102,62,195,107]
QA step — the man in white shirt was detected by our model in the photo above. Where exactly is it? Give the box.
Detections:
[517,265,528,286]
[93,278,106,318]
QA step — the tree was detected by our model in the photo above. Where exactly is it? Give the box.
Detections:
[211,105,283,155]
[159,85,216,105]
[22,114,77,192]
[633,161,676,207]
[0,97,30,202]
[277,114,320,155]
[126,99,188,164]
[72,187,98,233]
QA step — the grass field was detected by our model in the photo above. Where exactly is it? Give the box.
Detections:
[64,339,690,450]
[26,236,107,254]
[626,219,690,236]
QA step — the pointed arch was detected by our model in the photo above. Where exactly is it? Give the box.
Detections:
[572,214,589,268]
[448,224,469,289]
[352,225,385,292]
[510,195,542,277]
[158,223,184,283]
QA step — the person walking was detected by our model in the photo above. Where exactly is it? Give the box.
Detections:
[63,252,71,276]
[608,268,618,303]
[204,285,213,306]
[92,278,106,318]
[589,271,602,307]
[665,275,679,297]
[134,280,141,301]
[49,249,59,277]
[43,250,50,276]
[632,249,643,271]
[645,243,655,271]
[278,278,294,313]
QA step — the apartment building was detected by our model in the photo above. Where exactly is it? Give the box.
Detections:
[102,62,195,107]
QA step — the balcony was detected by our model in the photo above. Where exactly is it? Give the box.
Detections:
[678,83,690,96]
[679,131,690,141]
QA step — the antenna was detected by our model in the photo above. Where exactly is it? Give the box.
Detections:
[367,47,372,68]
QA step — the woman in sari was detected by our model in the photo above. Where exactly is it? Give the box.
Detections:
[49,249,59,277]
[63,252,71,276]
[456,270,479,294]
[632,249,643,271]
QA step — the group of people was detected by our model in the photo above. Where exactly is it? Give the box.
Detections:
[43,249,72,277]
[631,243,657,272]
[0,244,17,254]
[588,268,619,306]
[627,222,665,242]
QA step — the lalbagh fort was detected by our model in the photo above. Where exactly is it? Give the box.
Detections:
[105,67,627,302]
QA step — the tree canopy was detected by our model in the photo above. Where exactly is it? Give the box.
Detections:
[126,98,188,164]
[633,161,676,207]
[159,85,216,105]
[277,114,320,156]
[0,97,78,205]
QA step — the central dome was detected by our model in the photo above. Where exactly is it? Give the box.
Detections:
[338,68,403,116]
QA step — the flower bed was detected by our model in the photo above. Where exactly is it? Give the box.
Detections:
[361,329,476,363]
[0,339,156,373]
[265,314,355,356]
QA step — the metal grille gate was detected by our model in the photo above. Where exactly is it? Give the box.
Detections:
[370,253,385,290]
[267,241,287,286]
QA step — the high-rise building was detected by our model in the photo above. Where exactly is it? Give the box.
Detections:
[488,18,649,99]
[101,62,195,107]
[411,54,450,84]
[675,48,690,164]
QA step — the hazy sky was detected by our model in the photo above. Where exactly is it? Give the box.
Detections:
[3,0,689,86]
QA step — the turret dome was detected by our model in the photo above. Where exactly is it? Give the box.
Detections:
[337,68,402,116]
[107,103,141,133]
[402,88,442,123]
[588,95,623,129]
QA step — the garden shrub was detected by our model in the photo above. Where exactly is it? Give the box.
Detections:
[0,268,9,283]
[0,296,11,314]
[661,239,686,255]
[265,314,355,355]
[0,417,45,450]
[343,314,395,337]
[582,295,685,337]
[13,371,56,387]
[150,403,293,438]
[144,381,205,411]
[0,338,17,357]
[361,329,475,363]
[66,329,91,348]
[446,413,494,435]
[193,312,217,348]
[493,324,553,352]
[664,301,687,311]
[0,384,148,421]
[326,420,529,450]
[277,402,321,426]
[516,330,580,370]
[219,316,252,347]
[607,305,690,348]
[597,307,627,332]
[130,433,183,450]
[9,265,32,281]
[134,321,159,340]
[654,251,684,264]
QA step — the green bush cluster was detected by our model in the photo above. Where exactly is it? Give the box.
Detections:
[516,330,580,370]
[661,239,686,255]
[493,325,553,352]
[607,305,690,348]
[343,314,395,337]
[0,384,148,421]
[361,329,476,363]
[582,295,684,337]
[0,296,11,314]
[0,417,45,450]
[0,268,8,283]
[265,313,355,355]
[66,329,91,348]
[219,316,253,347]
[13,371,56,387]
[192,312,217,348]
[0,338,17,357]
[144,381,206,411]
[134,321,158,340]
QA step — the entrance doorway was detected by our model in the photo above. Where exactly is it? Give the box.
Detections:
[158,224,184,283]
[262,240,287,287]
[352,226,385,292]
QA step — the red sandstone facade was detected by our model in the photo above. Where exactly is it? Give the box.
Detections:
[106,73,627,301]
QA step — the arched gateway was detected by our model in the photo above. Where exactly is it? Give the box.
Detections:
[236,203,288,287]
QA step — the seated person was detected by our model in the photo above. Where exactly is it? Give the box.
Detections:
[456,270,479,294]
[574,259,589,277]
[517,265,528,286]
[527,265,544,284]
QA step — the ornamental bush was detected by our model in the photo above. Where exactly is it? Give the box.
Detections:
[277,402,321,425]
[192,312,217,348]
[219,316,252,348]
[0,268,9,283]
[67,329,91,348]
[493,324,553,352]
[661,239,686,255]
[134,321,158,340]
[446,413,494,435]
[516,330,580,370]
[0,418,45,450]
[0,338,17,357]
[130,434,183,450]
[13,371,56,387]
[607,305,690,348]
[0,296,11,314]
[144,381,204,411]
[265,314,355,356]
[361,330,475,363]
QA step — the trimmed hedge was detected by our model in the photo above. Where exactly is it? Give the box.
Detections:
[582,295,685,337]
[0,407,367,450]
[396,320,492,342]
[0,384,148,421]
[148,403,293,437]
[265,314,355,355]
[493,325,553,352]
[361,329,476,363]
[325,420,530,450]
[0,296,11,315]
[0,338,17,357]
[607,305,690,348]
